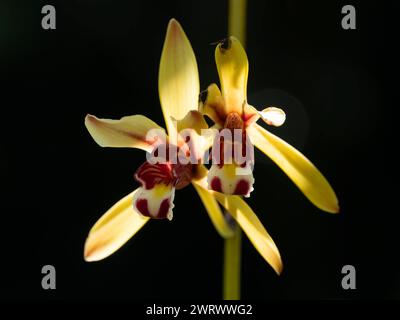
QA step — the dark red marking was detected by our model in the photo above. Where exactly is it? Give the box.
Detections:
[157,199,171,219]
[234,180,250,195]
[134,162,174,189]
[135,199,151,217]
[210,177,223,192]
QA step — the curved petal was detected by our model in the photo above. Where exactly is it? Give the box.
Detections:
[84,190,150,262]
[213,191,283,275]
[159,19,200,135]
[258,107,286,127]
[192,179,234,239]
[247,124,339,213]
[199,83,226,125]
[215,37,248,115]
[85,114,163,152]
[247,105,286,127]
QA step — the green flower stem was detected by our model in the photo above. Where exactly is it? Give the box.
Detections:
[228,0,247,46]
[223,222,242,300]
[222,0,247,301]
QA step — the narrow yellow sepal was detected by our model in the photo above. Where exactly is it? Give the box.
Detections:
[215,37,248,115]
[192,165,234,238]
[84,190,150,262]
[247,124,339,213]
[159,19,200,135]
[194,169,282,274]
[214,192,283,275]
[192,181,235,239]
[85,114,163,152]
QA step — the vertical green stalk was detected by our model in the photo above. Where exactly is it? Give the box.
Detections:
[223,0,247,301]
[228,0,247,46]
[223,221,242,299]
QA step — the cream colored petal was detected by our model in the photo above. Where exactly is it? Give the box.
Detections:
[159,19,200,135]
[247,105,286,127]
[85,114,163,152]
[213,192,283,275]
[84,190,150,262]
[247,124,339,213]
[215,37,248,114]
[258,107,286,127]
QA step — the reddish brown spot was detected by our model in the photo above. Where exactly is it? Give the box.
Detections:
[157,199,171,219]
[210,177,222,192]
[224,112,244,130]
[234,180,250,195]
[135,199,151,217]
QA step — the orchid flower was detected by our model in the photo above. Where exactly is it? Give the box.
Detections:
[83,19,282,275]
[200,37,339,213]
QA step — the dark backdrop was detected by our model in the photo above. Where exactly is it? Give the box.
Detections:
[0,0,398,299]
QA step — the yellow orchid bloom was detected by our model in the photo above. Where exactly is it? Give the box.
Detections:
[200,37,339,214]
[83,19,282,275]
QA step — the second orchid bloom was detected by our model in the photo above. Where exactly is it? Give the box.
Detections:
[83,19,339,275]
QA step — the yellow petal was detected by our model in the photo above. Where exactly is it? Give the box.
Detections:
[213,191,283,274]
[199,83,225,125]
[192,165,234,238]
[159,19,200,135]
[84,190,150,262]
[215,37,248,114]
[192,180,234,239]
[175,110,208,135]
[170,110,212,159]
[85,114,163,152]
[247,124,339,213]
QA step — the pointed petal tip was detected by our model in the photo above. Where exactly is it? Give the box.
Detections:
[84,114,99,129]
[329,202,340,214]
[168,18,179,26]
[276,261,284,275]
[166,18,183,37]
[269,251,283,275]
[321,198,340,214]
[83,241,97,262]
[84,114,94,123]
[83,235,106,262]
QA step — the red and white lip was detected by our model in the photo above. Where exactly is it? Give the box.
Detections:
[208,162,254,197]
[133,161,177,220]
[133,183,176,220]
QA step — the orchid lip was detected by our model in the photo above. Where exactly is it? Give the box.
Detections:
[133,183,176,220]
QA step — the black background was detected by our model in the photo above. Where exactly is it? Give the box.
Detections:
[0,0,398,300]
